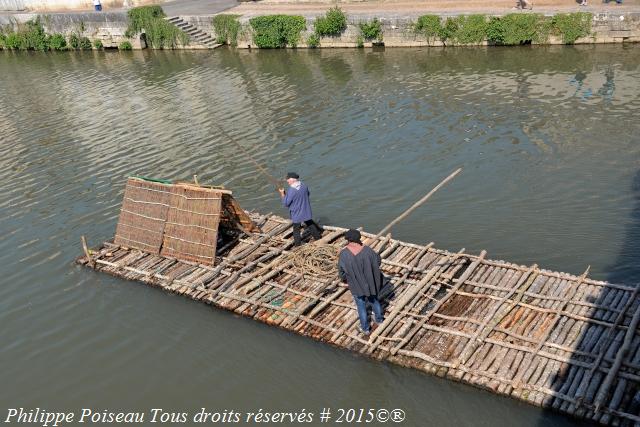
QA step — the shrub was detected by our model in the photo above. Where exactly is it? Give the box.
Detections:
[126,5,189,48]
[249,15,306,48]
[306,32,320,47]
[314,6,347,37]
[93,39,103,49]
[118,40,133,50]
[0,33,5,49]
[487,14,548,45]
[485,16,503,44]
[127,5,164,33]
[212,14,240,45]
[78,36,92,50]
[359,18,382,41]
[414,15,442,42]
[551,12,592,44]
[4,32,20,49]
[68,33,80,49]
[439,17,459,43]
[47,33,67,50]
[452,14,487,44]
[8,17,49,51]
[355,35,363,47]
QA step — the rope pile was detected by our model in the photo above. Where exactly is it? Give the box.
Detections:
[288,244,339,278]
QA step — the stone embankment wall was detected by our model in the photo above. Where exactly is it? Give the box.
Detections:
[190,11,640,48]
[2,11,637,50]
[0,12,144,47]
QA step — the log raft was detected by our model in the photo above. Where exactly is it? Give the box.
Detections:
[77,212,640,426]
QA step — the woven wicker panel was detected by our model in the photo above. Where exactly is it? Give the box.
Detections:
[160,184,222,265]
[221,194,260,233]
[114,178,170,253]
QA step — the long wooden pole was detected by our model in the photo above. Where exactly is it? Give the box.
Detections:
[213,124,282,189]
[374,168,462,239]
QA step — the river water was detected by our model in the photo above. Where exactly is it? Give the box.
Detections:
[1,45,639,426]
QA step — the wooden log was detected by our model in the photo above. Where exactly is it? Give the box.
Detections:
[593,298,640,411]
[511,268,590,391]
[575,285,640,405]
[374,168,461,238]
[81,235,95,268]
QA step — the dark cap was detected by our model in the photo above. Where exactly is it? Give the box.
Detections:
[286,172,299,179]
[344,229,361,243]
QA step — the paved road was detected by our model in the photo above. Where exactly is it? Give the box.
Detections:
[0,0,238,16]
[228,0,640,17]
[162,0,237,16]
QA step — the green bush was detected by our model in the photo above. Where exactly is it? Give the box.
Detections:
[119,40,133,50]
[126,5,189,48]
[78,36,92,50]
[355,35,363,47]
[314,6,347,37]
[47,33,67,50]
[552,12,592,44]
[414,15,442,42]
[27,18,48,50]
[249,15,306,48]
[4,32,20,49]
[306,33,320,47]
[212,14,240,45]
[127,4,164,33]
[485,16,503,43]
[452,14,487,44]
[68,33,80,49]
[0,33,5,49]
[359,18,382,42]
[3,17,50,50]
[93,39,103,49]
[487,14,549,45]
[439,17,459,43]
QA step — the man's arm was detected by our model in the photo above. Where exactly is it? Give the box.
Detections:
[280,188,292,207]
[338,254,348,282]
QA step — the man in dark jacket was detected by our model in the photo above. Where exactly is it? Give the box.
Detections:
[278,172,322,247]
[338,229,385,335]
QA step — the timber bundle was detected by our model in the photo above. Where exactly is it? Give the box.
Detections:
[78,177,640,426]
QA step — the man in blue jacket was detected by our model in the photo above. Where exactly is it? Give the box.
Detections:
[278,172,322,247]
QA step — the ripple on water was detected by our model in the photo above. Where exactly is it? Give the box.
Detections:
[0,46,638,425]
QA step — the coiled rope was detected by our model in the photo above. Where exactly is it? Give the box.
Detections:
[288,244,339,278]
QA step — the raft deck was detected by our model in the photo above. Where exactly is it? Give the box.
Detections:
[78,212,640,426]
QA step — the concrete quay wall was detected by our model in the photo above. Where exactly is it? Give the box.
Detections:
[0,12,141,47]
[185,11,640,47]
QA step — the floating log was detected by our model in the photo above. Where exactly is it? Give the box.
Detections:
[77,212,640,426]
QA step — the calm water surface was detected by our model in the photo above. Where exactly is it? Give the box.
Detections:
[1,45,639,426]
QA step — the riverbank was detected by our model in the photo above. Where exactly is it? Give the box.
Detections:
[1,6,638,50]
[204,10,640,48]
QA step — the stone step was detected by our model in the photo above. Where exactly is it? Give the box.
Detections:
[164,16,220,49]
